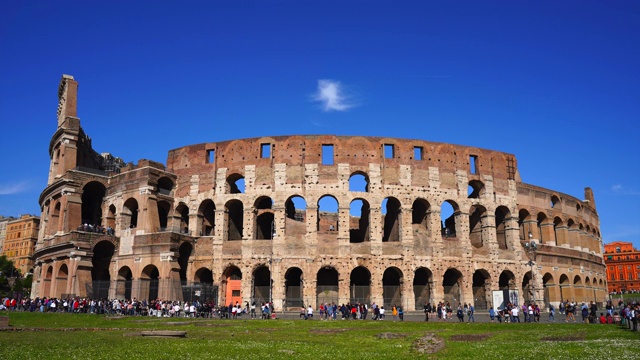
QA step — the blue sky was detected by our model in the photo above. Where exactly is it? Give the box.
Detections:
[0,1,638,248]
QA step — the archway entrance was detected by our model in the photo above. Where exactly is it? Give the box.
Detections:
[253,265,271,304]
[443,268,463,305]
[382,267,403,307]
[285,267,303,308]
[140,265,160,301]
[116,266,133,300]
[413,267,432,308]
[350,266,371,304]
[316,267,339,306]
[223,266,242,306]
[472,270,491,310]
[91,240,115,299]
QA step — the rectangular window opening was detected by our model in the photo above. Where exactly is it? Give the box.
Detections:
[322,144,334,165]
[413,146,423,160]
[260,143,271,158]
[384,144,394,159]
[206,149,215,164]
[470,155,478,174]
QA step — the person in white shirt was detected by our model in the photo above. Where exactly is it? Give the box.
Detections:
[511,306,520,322]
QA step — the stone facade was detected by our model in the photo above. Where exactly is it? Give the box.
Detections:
[3,214,39,275]
[604,242,640,293]
[31,75,607,310]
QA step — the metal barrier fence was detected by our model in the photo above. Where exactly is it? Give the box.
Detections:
[86,280,217,302]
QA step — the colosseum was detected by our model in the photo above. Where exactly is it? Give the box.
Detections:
[31,75,607,311]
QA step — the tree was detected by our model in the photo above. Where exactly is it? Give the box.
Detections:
[0,256,23,297]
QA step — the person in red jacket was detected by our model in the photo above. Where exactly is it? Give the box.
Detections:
[599,313,607,324]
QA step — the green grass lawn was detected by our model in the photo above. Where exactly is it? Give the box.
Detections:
[0,312,638,359]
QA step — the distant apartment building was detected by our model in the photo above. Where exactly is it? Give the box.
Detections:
[604,241,640,294]
[0,216,17,257]
[3,215,40,275]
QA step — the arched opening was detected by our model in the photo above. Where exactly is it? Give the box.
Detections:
[51,201,61,235]
[157,200,171,231]
[495,206,510,250]
[411,198,430,232]
[175,203,189,234]
[537,212,550,244]
[518,209,532,241]
[469,204,488,249]
[157,177,174,196]
[441,200,459,238]
[198,200,215,236]
[225,200,244,240]
[81,181,106,227]
[252,265,271,304]
[559,274,570,302]
[192,267,216,303]
[550,195,560,208]
[467,180,485,199]
[553,217,565,246]
[222,266,242,306]
[316,266,339,306]
[472,269,491,310]
[122,198,139,229]
[350,266,371,304]
[91,240,115,299]
[413,267,432,308]
[56,264,69,298]
[254,196,274,240]
[349,199,370,243]
[226,173,245,194]
[382,197,401,242]
[285,196,306,236]
[106,205,116,231]
[116,266,133,300]
[43,266,53,296]
[178,242,193,283]
[317,195,339,232]
[285,267,303,308]
[349,172,369,192]
[542,273,556,307]
[382,267,403,307]
[140,265,160,301]
[499,270,516,290]
[443,268,463,305]
[522,271,533,304]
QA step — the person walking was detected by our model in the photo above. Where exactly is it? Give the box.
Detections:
[468,304,475,322]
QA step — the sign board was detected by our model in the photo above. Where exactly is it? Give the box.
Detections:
[492,290,519,310]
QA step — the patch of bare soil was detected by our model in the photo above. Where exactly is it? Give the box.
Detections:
[194,323,231,327]
[541,333,585,342]
[414,333,445,355]
[376,332,407,339]
[309,328,348,334]
[449,333,493,342]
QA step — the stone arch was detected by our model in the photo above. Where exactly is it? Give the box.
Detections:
[382,267,403,307]
[443,268,463,305]
[573,275,584,302]
[542,273,557,306]
[226,173,245,194]
[51,201,62,235]
[412,198,431,234]
[469,204,488,249]
[495,206,510,250]
[317,195,339,232]
[559,274,570,302]
[116,266,133,300]
[106,204,116,231]
[178,242,193,282]
[252,265,271,304]
[194,267,213,283]
[140,264,160,301]
[350,266,371,304]
[413,267,433,308]
[91,240,115,299]
[522,270,533,304]
[349,172,369,192]
[122,198,139,230]
[472,269,491,309]
[317,266,339,306]
[225,200,244,240]
[222,265,243,306]
[550,195,560,208]
[382,197,401,242]
[198,199,215,236]
[554,217,566,246]
[157,176,174,196]
[43,265,54,297]
[499,270,516,290]
[285,195,306,236]
[441,200,460,238]
[175,203,189,234]
[537,212,553,245]
[157,200,171,231]
[518,209,533,241]
[284,267,303,308]
[254,196,274,240]
[81,181,107,227]
[56,264,69,298]
[468,180,485,199]
[349,198,370,243]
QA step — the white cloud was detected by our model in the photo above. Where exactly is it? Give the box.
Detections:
[611,184,640,195]
[0,181,30,195]
[312,79,357,112]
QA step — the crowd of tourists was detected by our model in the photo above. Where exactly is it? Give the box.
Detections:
[77,223,115,236]
[1,296,638,331]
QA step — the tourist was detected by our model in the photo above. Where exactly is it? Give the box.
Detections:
[398,306,404,321]
[424,302,431,321]
[457,305,464,322]
[489,307,495,322]
[307,304,313,319]
[511,304,520,323]
[379,306,385,320]
[468,304,475,323]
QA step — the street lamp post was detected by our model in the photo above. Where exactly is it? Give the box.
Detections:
[524,231,538,306]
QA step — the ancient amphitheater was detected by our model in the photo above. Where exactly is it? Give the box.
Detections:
[31,75,607,311]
